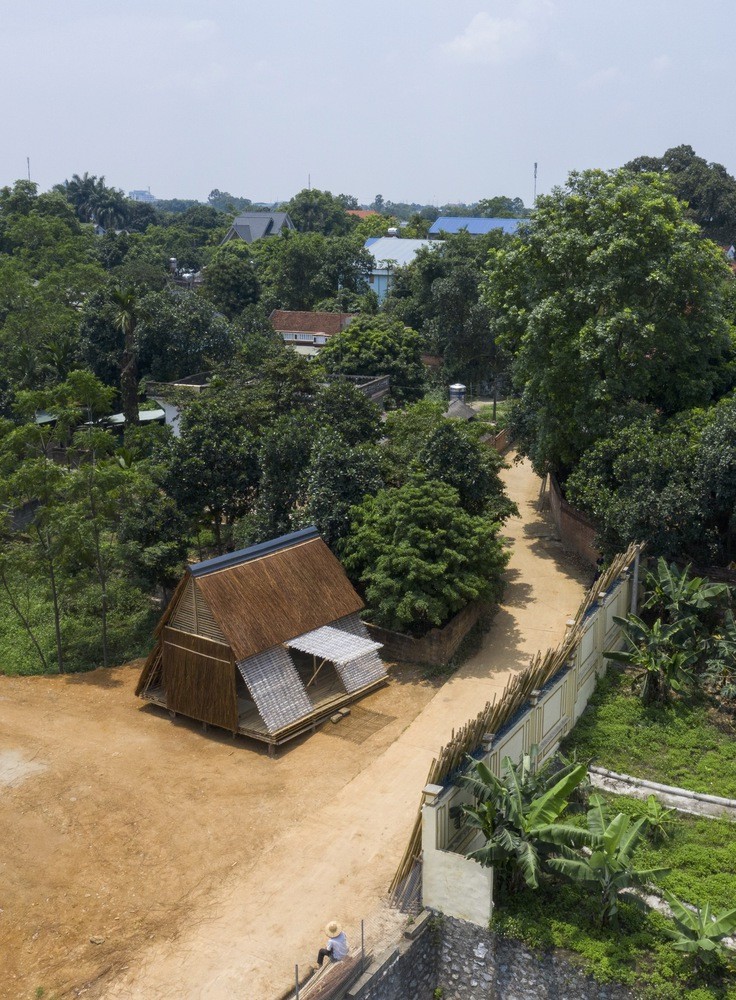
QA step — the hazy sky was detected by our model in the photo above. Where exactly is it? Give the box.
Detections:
[3,1,734,206]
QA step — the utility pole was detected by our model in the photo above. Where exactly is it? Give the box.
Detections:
[27,156,31,181]
[533,162,538,206]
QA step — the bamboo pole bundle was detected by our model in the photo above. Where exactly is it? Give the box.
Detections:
[388,543,643,898]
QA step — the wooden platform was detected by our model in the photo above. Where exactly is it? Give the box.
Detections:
[141,653,387,755]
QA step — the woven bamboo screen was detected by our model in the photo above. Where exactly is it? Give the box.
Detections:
[162,628,238,732]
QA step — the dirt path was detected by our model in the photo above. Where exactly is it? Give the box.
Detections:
[96,457,589,1000]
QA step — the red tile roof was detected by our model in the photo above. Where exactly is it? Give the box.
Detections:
[269,310,356,335]
[347,210,380,219]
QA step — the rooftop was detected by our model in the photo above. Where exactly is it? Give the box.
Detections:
[428,216,525,236]
[364,236,440,270]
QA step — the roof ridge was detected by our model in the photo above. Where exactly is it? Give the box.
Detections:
[189,527,320,578]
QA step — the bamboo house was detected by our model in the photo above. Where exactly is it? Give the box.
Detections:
[136,527,387,752]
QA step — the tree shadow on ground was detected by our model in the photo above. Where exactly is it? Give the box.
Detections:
[62,663,137,689]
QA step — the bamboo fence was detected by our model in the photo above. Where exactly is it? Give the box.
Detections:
[388,542,642,899]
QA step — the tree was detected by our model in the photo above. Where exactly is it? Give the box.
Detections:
[547,794,668,926]
[111,285,146,426]
[565,416,707,560]
[318,315,426,405]
[285,188,352,236]
[201,243,260,319]
[385,231,512,388]
[461,752,589,893]
[341,477,509,634]
[417,420,518,520]
[137,289,236,382]
[314,380,382,447]
[300,428,383,547]
[207,189,253,213]
[250,231,372,311]
[626,145,736,243]
[476,195,530,218]
[164,385,260,553]
[486,168,734,477]
[252,412,316,541]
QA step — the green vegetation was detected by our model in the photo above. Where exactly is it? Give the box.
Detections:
[341,477,508,635]
[561,669,736,798]
[488,789,736,998]
[492,880,736,999]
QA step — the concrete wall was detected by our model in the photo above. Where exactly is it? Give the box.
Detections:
[421,577,631,926]
[364,601,487,667]
[548,475,600,567]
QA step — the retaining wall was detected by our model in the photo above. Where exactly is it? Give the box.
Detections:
[346,914,633,1000]
[363,601,487,667]
[548,475,600,567]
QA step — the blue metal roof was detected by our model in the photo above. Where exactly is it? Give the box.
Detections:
[189,526,320,578]
[428,216,524,236]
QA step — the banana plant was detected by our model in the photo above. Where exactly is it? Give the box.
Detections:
[629,794,676,844]
[461,752,588,893]
[604,613,697,705]
[643,558,730,632]
[663,892,736,970]
[547,794,669,925]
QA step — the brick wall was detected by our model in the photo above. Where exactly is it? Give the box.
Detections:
[548,475,600,567]
[363,602,487,667]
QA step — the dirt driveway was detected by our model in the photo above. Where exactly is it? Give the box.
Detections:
[0,457,589,999]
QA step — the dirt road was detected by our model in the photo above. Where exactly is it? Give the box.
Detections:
[0,457,588,1000]
[99,458,589,999]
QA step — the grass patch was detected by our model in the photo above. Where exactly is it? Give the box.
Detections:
[492,878,736,998]
[561,669,736,798]
[0,565,155,676]
[607,795,736,913]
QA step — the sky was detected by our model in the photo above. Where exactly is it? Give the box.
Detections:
[2,0,735,207]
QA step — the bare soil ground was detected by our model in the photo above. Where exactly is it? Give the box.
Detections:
[0,457,589,1000]
[0,662,437,1000]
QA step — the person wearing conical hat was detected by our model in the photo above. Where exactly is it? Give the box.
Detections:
[316,920,349,966]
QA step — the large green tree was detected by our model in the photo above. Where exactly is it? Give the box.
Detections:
[486,168,735,477]
[341,477,508,634]
[201,242,260,319]
[626,145,736,244]
[318,315,426,405]
[386,230,512,387]
[285,188,352,236]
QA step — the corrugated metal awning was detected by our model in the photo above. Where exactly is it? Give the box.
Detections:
[286,624,381,665]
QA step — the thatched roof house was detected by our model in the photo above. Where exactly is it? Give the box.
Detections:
[136,528,387,752]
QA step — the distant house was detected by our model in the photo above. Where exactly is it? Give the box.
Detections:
[364,236,440,302]
[428,217,524,237]
[269,310,356,356]
[221,211,296,245]
[136,527,387,753]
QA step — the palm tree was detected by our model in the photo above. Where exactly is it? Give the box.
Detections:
[59,172,100,222]
[111,285,145,426]
[460,751,589,893]
[547,794,668,925]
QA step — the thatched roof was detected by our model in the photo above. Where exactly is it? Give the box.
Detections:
[186,528,364,662]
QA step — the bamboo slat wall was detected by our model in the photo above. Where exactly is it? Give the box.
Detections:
[388,542,642,897]
[162,628,238,732]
